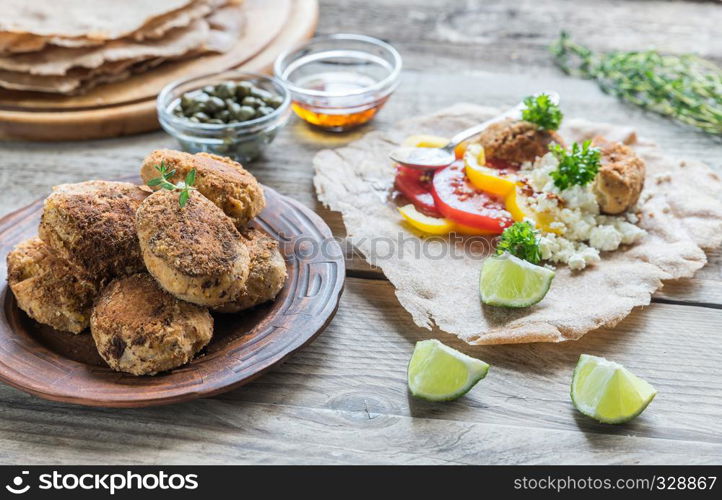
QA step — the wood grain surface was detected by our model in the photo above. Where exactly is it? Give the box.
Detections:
[0,0,319,141]
[0,0,721,464]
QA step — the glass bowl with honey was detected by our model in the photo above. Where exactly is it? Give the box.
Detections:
[274,34,402,132]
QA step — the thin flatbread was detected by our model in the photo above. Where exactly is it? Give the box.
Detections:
[129,0,232,41]
[0,0,230,54]
[0,19,211,76]
[0,3,244,94]
[314,104,722,344]
[203,3,247,53]
[0,0,194,39]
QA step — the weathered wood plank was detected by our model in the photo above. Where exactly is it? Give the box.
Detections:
[1,399,720,465]
[0,278,720,464]
[317,0,722,70]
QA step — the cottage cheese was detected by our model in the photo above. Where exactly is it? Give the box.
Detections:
[521,153,646,270]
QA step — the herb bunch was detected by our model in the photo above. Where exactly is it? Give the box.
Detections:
[146,162,198,207]
[549,140,601,190]
[496,221,541,264]
[550,32,722,135]
[521,94,564,131]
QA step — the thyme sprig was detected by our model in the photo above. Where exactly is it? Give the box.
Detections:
[550,32,722,135]
[146,162,197,207]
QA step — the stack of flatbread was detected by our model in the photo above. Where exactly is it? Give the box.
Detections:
[0,0,246,94]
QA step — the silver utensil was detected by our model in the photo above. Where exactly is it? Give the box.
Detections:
[389,91,560,170]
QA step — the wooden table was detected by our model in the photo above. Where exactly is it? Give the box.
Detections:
[1,0,721,465]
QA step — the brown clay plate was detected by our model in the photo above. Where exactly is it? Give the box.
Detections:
[0,183,345,407]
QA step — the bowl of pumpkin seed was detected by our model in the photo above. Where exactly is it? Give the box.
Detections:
[157,70,291,163]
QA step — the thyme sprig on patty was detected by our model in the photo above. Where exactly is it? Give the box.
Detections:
[146,162,198,207]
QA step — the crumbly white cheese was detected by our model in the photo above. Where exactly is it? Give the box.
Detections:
[521,153,646,270]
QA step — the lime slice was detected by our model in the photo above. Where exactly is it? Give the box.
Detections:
[480,253,554,307]
[571,354,657,424]
[407,339,489,401]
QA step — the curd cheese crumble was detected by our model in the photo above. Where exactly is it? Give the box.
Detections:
[521,153,646,270]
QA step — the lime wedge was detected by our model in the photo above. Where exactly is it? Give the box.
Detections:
[480,253,554,307]
[407,339,489,401]
[571,354,657,424]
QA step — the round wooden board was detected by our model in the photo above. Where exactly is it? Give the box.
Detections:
[0,0,318,141]
[0,183,345,407]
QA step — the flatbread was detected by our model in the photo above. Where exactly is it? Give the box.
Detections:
[314,104,722,344]
[0,3,245,95]
[203,3,247,53]
[0,0,194,39]
[0,0,230,54]
[0,19,211,76]
[130,0,227,41]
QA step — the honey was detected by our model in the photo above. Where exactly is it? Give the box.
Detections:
[274,35,401,133]
[291,97,387,131]
[290,71,388,131]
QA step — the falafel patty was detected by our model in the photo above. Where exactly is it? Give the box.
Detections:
[135,189,250,307]
[140,149,265,227]
[91,273,213,376]
[7,238,100,334]
[38,181,149,282]
[477,118,563,165]
[592,136,646,215]
[213,228,287,313]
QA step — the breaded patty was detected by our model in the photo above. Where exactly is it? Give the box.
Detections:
[591,136,646,215]
[477,118,563,165]
[91,274,213,376]
[7,238,100,334]
[135,189,250,307]
[140,149,265,227]
[38,180,149,282]
[213,228,287,313]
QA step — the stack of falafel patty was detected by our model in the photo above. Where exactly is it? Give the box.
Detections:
[6,150,286,376]
[0,0,245,95]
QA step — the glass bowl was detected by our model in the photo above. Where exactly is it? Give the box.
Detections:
[274,34,402,132]
[157,70,291,163]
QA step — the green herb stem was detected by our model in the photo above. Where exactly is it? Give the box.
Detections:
[146,162,198,207]
[550,32,722,135]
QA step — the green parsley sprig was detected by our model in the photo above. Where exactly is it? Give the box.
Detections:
[146,162,198,207]
[496,221,541,264]
[548,140,601,190]
[521,94,563,131]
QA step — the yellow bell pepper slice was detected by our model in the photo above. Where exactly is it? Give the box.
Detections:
[506,188,561,234]
[398,204,455,235]
[464,144,518,197]
[504,189,526,222]
[398,204,499,236]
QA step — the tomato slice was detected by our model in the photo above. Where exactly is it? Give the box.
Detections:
[394,165,442,217]
[431,162,513,234]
